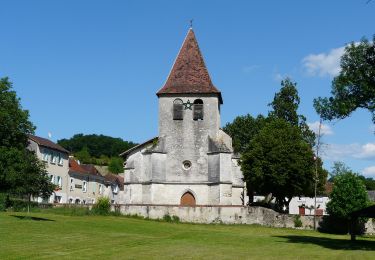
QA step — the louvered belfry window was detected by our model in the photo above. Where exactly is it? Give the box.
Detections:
[193,99,204,120]
[173,99,184,120]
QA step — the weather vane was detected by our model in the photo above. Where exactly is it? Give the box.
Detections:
[189,19,193,28]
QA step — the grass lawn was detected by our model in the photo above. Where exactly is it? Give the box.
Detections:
[0,212,374,259]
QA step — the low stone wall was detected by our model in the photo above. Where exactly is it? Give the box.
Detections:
[114,204,319,229]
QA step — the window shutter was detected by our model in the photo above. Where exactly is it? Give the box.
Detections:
[193,104,204,120]
[173,104,184,120]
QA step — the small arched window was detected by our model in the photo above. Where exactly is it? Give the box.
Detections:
[193,99,204,120]
[173,99,184,120]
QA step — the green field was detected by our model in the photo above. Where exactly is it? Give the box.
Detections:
[0,212,374,259]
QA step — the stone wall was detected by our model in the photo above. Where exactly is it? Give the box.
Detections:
[115,204,319,229]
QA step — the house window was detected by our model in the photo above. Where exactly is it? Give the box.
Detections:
[193,99,204,120]
[50,174,54,184]
[42,149,49,162]
[56,176,62,188]
[51,152,57,164]
[99,184,103,195]
[70,178,74,191]
[83,181,87,193]
[113,185,118,194]
[173,99,184,120]
[58,154,63,165]
[54,195,62,203]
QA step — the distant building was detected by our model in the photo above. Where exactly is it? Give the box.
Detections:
[28,134,123,204]
[28,134,70,203]
[120,28,247,206]
[103,173,124,204]
[68,158,106,204]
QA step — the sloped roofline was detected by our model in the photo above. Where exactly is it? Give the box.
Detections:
[28,134,70,154]
[119,137,158,158]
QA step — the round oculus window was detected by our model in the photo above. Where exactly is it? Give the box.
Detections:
[182,160,192,170]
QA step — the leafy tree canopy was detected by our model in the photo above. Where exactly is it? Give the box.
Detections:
[269,78,315,146]
[240,119,316,212]
[327,168,370,221]
[58,134,136,164]
[223,114,268,154]
[0,77,53,202]
[108,157,124,174]
[314,36,375,124]
[0,77,35,148]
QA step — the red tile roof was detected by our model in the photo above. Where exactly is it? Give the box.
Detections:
[68,158,87,175]
[157,29,222,104]
[28,134,69,154]
[80,164,102,177]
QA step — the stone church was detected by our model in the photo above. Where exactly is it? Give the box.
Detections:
[120,28,247,206]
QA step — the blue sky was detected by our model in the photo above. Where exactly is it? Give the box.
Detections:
[1,0,374,177]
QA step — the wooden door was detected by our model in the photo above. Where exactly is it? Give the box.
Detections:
[180,192,196,206]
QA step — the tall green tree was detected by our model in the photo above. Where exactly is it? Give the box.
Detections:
[314,36,375,124]
[0,77,35,149]
[0,77,54,208]
[269,78,315,146]
[240,119,316,212]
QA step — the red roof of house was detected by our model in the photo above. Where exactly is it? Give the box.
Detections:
[68,158,87,175]
[80,164,102,177]
[156,29,222,104]
[28,134,69,154]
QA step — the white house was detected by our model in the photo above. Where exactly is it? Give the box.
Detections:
[28,134,70,203]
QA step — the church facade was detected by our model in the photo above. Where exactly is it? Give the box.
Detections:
[120,29,247,206]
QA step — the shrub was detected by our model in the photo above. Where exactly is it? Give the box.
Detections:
[163,214,180,223]
[91,197,111,215]
[0,193,11,211]
[294,215,302,228]
[323,169,370,234]
[7,198,40,212]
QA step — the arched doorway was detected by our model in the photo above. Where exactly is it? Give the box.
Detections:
[180,192,196,206]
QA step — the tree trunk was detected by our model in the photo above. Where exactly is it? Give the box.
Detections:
[27,194,31,214]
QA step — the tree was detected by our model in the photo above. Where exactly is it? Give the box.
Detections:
[269,78,315,146]
[314,36,375,124]
[58,133,136,159]
[223,114,267,154]
[240,119,316,212]
[74,146,92,164]
[325,166,370,234]
[0,77,54,210]
[108,157,124,174]
[0,77,35,148]
[358,176,375,190]
[0,77,36,193]
[12,150,55,212]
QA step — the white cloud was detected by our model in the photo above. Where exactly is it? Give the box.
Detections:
[362,166,375,178]
[355,143,375,159]
[307,121,334,136]
[322,142,375,161]
[302,46,345,77]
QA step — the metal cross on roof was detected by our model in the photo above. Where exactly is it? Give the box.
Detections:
[190,19,193,28]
